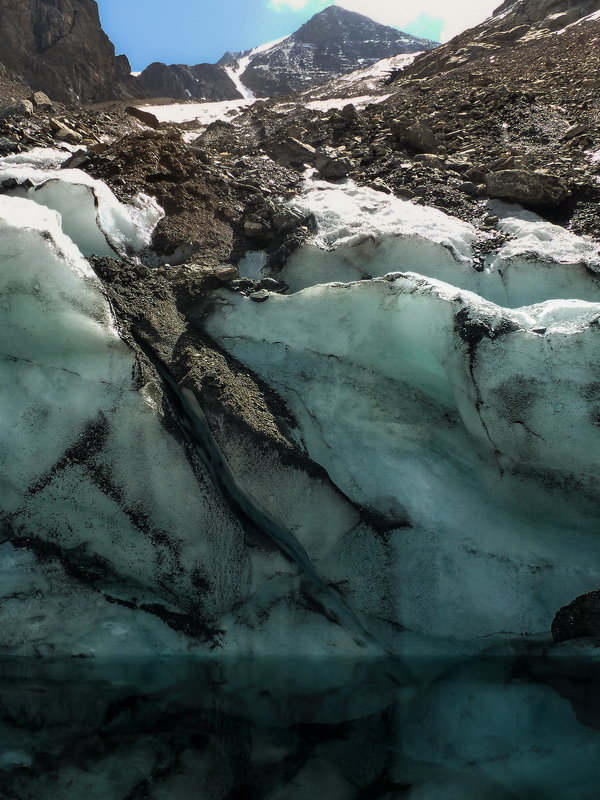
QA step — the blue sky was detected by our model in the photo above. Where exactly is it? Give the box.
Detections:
[96,0,499,72]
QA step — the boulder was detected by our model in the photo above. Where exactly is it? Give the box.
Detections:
[0,99,33,119]
[125,106,161,129]
[392,120,442,154]
[249,289,270,303]
[271,137,316,167]
[315,151,353,180]
[562,123,587,141]
[485,170,569,206]
[243,215,274,244]
[29,91,53,110]
[50,118,83,144]
[272,207,307,235]
[553,591,600,643]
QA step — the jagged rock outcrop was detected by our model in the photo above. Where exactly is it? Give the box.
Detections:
[136,62,242,102]
[0,0,140,103]
[233,6,437,97]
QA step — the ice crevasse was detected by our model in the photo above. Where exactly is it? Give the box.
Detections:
[1,151,600,655]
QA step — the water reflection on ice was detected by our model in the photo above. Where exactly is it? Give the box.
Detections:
[2,651,600,799]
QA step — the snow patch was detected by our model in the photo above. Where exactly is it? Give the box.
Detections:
[139,99,254,125]
[306,94,391,111]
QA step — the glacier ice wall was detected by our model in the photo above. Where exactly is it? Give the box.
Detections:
[207,180,600,643]
[0,163,382,658]
[272,179,600,308]
[0,157,163,257]
[1,152,600,654]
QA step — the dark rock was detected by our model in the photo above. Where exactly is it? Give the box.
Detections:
[125,106,161,129]
[249,289,270,302]
[271,207,306,235]
[459,181,478,194]
[553,591,600,643]
[50,117,82,144]
[259,278,286,292]
[244,215,274,243]
[397,121,442,154]
[214,266,238,282]
[270,137,316,167]
[0,0,140,103]
[0,138,18,155]
[485,169,570,206]
[315,150,353,180]
[29,90,53,109]
[136,61,242,102]
[62,149,90,169]
[562,123,588,141]
[29,92,54,111]
[230,278,256,291]
[0,99,33,118]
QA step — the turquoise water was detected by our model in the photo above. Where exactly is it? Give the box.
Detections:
[2,653,600,799]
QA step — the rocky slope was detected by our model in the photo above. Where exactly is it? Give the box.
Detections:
[390,0,599,79]
[0,0,139,103]
[138,6,437,102]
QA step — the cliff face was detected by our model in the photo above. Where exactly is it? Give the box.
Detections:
[0,0,140,103]
[136,62,242,102]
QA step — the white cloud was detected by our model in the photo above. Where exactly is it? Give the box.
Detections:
[336,0,501,41]
[269,0,313,10]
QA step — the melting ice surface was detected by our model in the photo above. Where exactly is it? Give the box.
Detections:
[2,151,600,797]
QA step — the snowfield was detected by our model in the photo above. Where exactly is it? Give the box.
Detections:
[139,98,254,125]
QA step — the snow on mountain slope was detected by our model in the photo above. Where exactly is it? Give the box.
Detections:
[300,51,423,102]
[222,37,290,100]
[221,6,436,98]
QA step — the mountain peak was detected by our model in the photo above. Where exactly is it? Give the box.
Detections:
[236,9,436,97]
[295,5,417,44]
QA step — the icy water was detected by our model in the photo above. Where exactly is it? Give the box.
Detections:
[2,653,600,799]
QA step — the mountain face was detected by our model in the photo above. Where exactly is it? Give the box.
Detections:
[136,62,242,102]
[224,6,437,97]
[0,0,139,103]
[137,6,438,102]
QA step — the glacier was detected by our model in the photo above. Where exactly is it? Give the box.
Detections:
[0,151,599,658]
